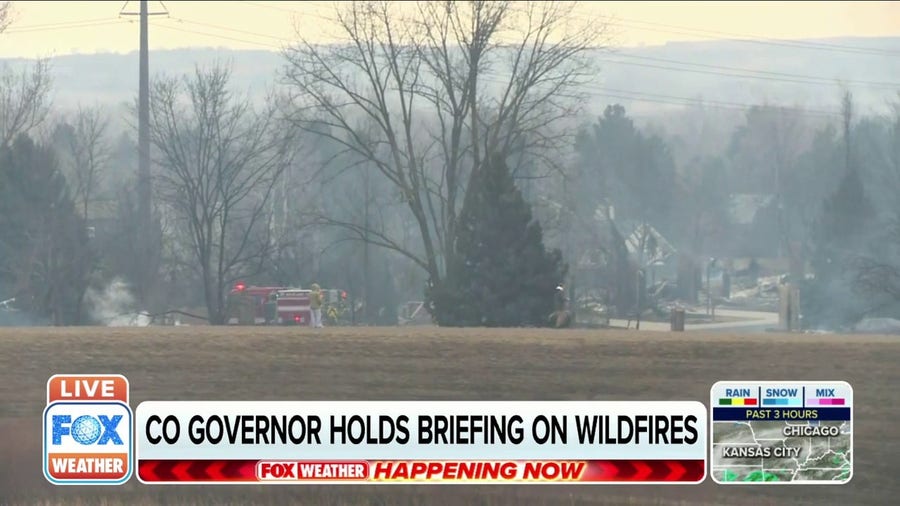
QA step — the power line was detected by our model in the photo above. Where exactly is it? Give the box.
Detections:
[608,16,900,57]
[587,86,840,117]
[226,3,900,91]
[6,17,117,30]
[150,20,283,49]
[241,1,900,58]
[4,19,131,34]
[613,20,899,57]
[238,0,340,24]
[239,1,334,14]
[119,1,169,17]
[596,57,891,88]
[498,3,900,57]
[146,18,839,116]
[167,10,898,90]
[149,15,870,117]
[609,52,900,89]
[479,73,840,117]
[167,17,292,43]
[577,90,838,118]
[513,2,900,57]
[11,12,896,94]
[239,0,297,14]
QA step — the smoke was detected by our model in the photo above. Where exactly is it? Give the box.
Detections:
[85,277,150,327]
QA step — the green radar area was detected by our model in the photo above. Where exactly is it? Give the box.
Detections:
[710,381,853,485]
[721,469,783,482]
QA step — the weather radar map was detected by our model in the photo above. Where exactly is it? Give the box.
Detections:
[710,381,852,484]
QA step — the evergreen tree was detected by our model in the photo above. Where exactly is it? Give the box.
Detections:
[802,92,876,329]
[814,167,872,272]
[0,134,94,324]
[429,154,567,327]
[803,96,872,328]
[802,167,873,329]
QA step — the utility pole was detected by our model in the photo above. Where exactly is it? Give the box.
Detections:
[120,1,167,302]
[635,269,642,330]
[138,0,150,244]
[707,257,716,320]
[363,160,371,325]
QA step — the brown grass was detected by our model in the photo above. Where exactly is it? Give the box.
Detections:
[1,326,898,505]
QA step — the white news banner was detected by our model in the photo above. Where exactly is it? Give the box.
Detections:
[134,401,708,484]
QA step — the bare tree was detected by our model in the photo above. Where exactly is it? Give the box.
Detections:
[855,259,900,303]
[148,64,294,324]
[52,105,111,220]
[281,0,601,287]
[853,218,900,317]
[1,0,50,146]
[48,106,109,322]
[0,2,12,33]
[0,58,51,148]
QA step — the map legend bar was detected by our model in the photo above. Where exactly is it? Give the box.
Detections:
[807,398,846,406]
[710,381,852,485]
[718,398,757,406]
[761,398,802,406]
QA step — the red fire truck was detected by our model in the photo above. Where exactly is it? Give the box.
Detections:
[226,283,312,326]
[272,289,313,325]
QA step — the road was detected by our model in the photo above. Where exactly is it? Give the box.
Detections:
[610,308,779,332]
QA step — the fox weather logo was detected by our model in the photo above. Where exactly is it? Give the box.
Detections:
[52,414,124,445]
[43,402,133,485]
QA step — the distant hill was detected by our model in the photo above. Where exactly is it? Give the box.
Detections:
[594,37,900,118]
[2,36,897,121]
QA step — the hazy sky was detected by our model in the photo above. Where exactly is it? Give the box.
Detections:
[1,1,898,58]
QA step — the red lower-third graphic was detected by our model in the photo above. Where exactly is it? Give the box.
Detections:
[138,459,705,484]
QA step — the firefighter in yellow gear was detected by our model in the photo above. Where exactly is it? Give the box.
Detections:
[310,283,324,328]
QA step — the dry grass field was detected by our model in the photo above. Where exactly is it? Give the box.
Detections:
[1,326,898,505]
